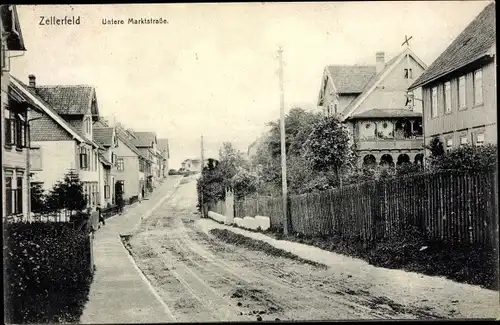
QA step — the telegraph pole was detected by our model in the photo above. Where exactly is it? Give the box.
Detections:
[200,134,205,218]
[278,46,289,235]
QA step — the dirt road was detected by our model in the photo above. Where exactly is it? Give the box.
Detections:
[123,176,497,321]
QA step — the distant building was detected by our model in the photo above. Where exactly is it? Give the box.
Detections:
[409,2,496,153]
[181,158,203,172]
[317,48,428,168]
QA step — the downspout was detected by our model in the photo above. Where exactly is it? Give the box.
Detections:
[26,116,42,221]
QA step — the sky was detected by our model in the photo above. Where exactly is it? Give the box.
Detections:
[11,1,492,169]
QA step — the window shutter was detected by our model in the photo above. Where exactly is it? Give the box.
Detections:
[16,119,21,147]
[5,119,12,145]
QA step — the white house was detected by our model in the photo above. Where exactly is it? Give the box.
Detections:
[13,75,103,211]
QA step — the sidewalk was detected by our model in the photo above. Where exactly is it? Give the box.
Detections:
[80,176,183,324]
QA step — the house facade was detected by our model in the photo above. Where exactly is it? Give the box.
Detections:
[15,75,103,211]
[132,131,158,191]
[1,5,40,221]
[114,124,145,201]
[12,78,96,210]
[93,121,118,207]
[409,2,496,153]
[317,48,428,168]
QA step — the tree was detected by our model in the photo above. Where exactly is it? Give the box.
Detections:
[426,136,445,158]
[267,107,322,157]
[231,169,258,200]
[218,142,248,189]
[45,170,87,215]
[302,114,357,186]
[197,158,225,212]
[30,182,46,214]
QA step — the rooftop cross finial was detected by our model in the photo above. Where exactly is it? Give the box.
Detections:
[402,35,413,47]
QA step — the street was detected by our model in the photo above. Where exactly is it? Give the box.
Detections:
[123,176,498,321]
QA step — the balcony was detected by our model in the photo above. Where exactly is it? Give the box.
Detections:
[356,136,424,151]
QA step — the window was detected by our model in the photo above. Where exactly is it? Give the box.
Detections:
[104,185,110,199]
[473,69,483,105]
[431,87,438,118]
[444,81,451,113]
[116,158,124,171]
[446,138,453,149]
[16,175,23,214]
[5,174,13,216]
[458,76,466,110]
[80,148,88,169]
[404,68,413,79]
[460,136,468,146]
[4,117,15,146]
[31,148,43,171]
[476,133,485,146]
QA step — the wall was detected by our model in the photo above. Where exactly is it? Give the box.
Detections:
[30,141,77,192]
[355,55,426,115]
[422,59,497,148]
[112,138,140,200]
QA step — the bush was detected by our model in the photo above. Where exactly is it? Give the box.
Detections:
[4,222,94,323]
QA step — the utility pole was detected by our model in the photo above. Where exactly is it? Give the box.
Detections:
[278,46,289,235]
[200,134,205,218]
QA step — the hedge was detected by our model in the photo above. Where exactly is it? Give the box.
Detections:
[4,222,94,323]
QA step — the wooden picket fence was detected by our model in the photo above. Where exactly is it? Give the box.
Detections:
[235,195,284,230]
[235,169,498,248]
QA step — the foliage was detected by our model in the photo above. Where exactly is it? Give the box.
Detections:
[45,170,87,213]
[218,142,248,188]
[266,107,322,157]
[231,169,258,200]
[197,158,225,211]
[4,222,93,323]
[30,182,46,214]
[428,143,497,172]
[302,114,357,179]
[425,136,445,158]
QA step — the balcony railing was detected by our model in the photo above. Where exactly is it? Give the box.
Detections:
[356,136,424,150]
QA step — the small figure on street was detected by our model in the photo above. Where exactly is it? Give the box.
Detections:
[97,204,105,226]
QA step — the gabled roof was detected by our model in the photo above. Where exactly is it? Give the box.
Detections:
[93,127,114,147]
[157,138,169,158]
[132,131,157,148]
[340,48,427,121]
[410,2,496,90]
[348,108,422,120]
[115,127,145,158]
[326,65,377,94]
[10,76,90,145]
[98,151,112,167]
[35,85,98,116]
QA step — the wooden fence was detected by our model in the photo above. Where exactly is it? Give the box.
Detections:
[235,169,498,248]
[235,195,284,230]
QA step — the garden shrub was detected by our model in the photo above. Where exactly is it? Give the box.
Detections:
[4,222,94,323]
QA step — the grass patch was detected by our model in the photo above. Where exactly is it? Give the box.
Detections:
[266,226,499,291]
[209,228,327,268]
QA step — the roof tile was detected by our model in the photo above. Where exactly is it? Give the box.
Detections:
[410,2,495,89]
[327,65,376,93]
[35,85,95,116]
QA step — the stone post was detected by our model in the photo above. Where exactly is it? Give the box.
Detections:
[225,189,234,225]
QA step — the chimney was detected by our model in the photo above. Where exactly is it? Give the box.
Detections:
[28,74,36,88]
[376,52,385,73]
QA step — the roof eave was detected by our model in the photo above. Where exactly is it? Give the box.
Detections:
[409,53,495,90]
